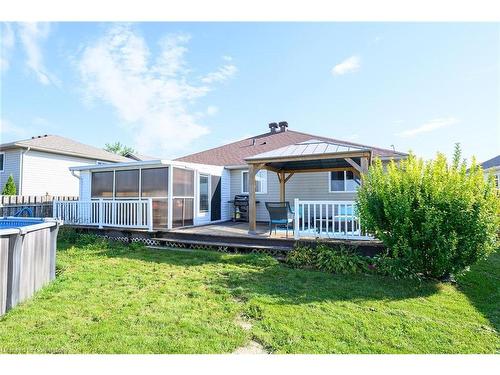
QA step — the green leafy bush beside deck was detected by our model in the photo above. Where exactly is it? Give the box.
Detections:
[357,145,500,279]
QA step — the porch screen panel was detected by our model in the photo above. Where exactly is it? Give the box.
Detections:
[141,167,168,197]
[152,199,168,228]
[171,168,194,227]
[172,198,194,227]
[141,167,169,229]
[173,168,194,196]
[115,169,139,197]
[91,171,113,198]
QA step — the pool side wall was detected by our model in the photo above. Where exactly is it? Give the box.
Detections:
[0,220,60,316]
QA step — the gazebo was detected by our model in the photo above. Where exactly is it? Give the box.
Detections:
[244,140,372,235]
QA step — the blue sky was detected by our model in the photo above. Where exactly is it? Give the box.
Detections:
[1,22,498,162]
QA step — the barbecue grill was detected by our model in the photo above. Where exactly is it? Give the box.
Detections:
[232,194,249,222]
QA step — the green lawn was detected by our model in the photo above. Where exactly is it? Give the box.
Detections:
[0,236,498,354]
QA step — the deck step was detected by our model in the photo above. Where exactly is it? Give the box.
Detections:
[151,237,292,252]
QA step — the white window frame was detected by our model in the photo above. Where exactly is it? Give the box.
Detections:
[198,174,210,214]
[241,169,267,194]
[0,152,4,173]
[328,170,360,193]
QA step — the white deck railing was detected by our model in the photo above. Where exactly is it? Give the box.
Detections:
[293,199,371,240]
[53,199,154,231]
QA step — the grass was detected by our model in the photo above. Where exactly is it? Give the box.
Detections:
[0,234,498,353]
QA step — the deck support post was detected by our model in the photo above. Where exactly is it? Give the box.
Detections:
[294,198,300,240]
[98,198,103,229]
[147,198,154,232]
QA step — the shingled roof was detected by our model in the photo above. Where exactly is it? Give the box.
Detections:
[0,135,131,163]
[175,129,407,166]
[480,155,500,170]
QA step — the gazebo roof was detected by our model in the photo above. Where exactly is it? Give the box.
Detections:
[245,139,370,162]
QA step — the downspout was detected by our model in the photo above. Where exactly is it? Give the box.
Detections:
[19,146,31,195]
[70,170,81,180]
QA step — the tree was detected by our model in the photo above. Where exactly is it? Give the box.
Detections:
[2,174,17,195]
[357,145,500,279]
[104,142,135,157]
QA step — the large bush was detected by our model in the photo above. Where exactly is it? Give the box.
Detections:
[357,145,500,279]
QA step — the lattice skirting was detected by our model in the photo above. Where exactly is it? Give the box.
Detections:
[152,240,288,258]
[72,228,288,257]
[76,229,161,247]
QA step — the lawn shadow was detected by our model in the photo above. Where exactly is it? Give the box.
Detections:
[101,243,440,305]
[456,251,499,333]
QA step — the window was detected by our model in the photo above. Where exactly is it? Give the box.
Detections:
[0,153,4,172]
[91,171,114,197]
[141,167,168,197]
[329,171,360,192]
[242,170,267,194]
[115,169,139,197]
[199,175,209,213]
[495,174,499,190]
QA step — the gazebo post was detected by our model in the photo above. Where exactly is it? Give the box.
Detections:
[279,171,285,202]
[361,156,369,173]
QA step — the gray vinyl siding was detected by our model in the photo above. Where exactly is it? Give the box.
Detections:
[0,149,22,193]
[229,168,357,222]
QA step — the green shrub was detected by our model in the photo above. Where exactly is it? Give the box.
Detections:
[357,145,500,279]
[286,244,419,279]
[2,174,17,195]
[58,227,80,243]
[315,244,370,274]
[286,245,317,269]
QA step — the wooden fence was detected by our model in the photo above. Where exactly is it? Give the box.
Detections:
[0,195,78,217]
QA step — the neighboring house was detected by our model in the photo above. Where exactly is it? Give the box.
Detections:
[0,135,130,196]
[480,155,500,189]
[64,122,405,235]
[123,151,159,161]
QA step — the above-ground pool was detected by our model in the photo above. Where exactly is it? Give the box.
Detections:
[0,217,63,316]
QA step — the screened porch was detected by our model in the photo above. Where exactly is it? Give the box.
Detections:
[53,161,216,231]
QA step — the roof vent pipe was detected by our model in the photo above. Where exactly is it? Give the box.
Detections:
[278,121,288,132]
[269,122,278,133]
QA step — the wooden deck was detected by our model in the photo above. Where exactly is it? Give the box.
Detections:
[170,221,295,240]
[69,221,384,257]
[154,221,384,257]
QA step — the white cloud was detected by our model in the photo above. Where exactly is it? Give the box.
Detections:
[398,117,459,138]
[77,24,236,155]
[201,63,237,84]
[0,118,28,138]
[0,23,15,72]
[18,22,57,85]
[206,106,219,116]
[331,56,361,76]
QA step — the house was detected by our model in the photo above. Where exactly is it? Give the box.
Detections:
[175,122,406,225]
[479,155,500,189]
[59,122,405,240]
[0,135,130,196]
